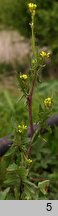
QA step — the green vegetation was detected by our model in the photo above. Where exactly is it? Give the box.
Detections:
[0,79,58,199]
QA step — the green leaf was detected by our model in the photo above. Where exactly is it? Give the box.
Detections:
[38,180,50,195]
[0,188,10,200]
[25,180,37,189]
[7,163,18,172]
[4,145,16,157]
[18,167,27,180]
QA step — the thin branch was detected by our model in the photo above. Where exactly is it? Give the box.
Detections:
[27,95,34,138]
[30,69,37,97]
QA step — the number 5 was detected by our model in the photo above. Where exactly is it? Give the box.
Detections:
[46,203,52,211]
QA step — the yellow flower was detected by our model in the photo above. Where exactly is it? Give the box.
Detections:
[18,125,22,133]
[40,51,47,58]
[44,97,52,108]
[22,124,27,129]
[40,51,50,58]
[18,124,27,133]
[20,74,28,80]
[28,3,37,15]
[26,158,32,164]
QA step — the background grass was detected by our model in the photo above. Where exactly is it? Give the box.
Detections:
[0,0,58,72]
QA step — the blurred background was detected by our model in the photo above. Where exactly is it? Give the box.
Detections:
[0,0,58,200]
[0,0,58,136]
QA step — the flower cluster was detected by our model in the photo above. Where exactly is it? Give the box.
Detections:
[28,3,37,16]
[40,51,50,58]
[18,124,27,133]
[44,97,52,108]
[20,74,28,80]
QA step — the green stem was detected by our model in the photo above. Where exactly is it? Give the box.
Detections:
[32,14,36,58]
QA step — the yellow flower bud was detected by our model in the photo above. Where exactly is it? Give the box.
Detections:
[20,74,28,80]
[28,159,32,163]
[28,3,37,15]
[26,158,32,164]
[18,124,27,133]
[44,97,52,108]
